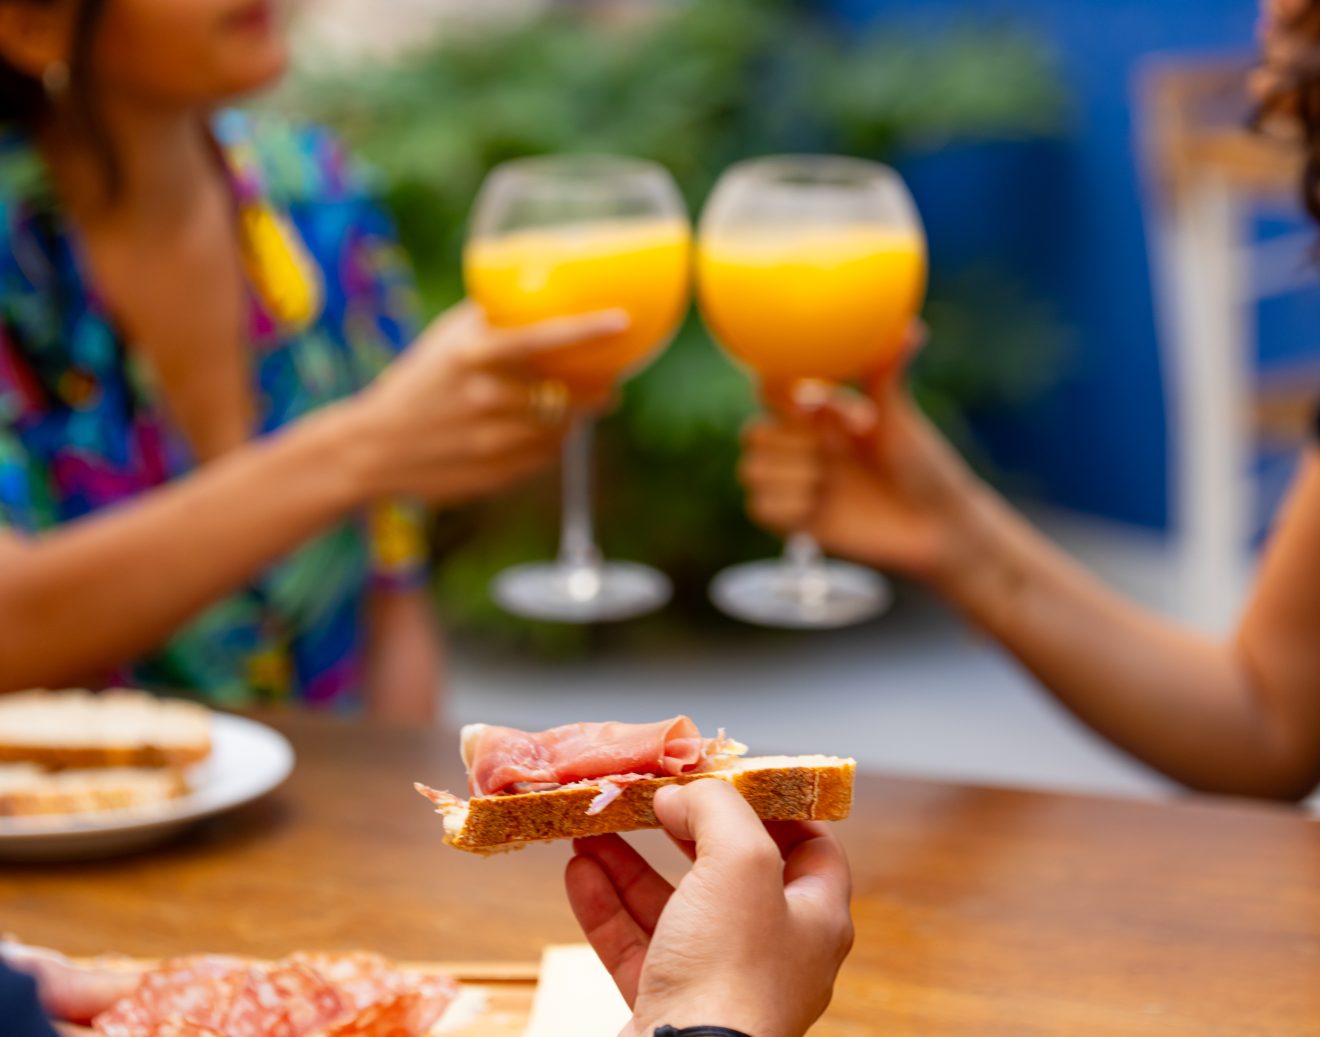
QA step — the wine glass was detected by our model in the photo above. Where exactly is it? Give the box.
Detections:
[465,155,691,622]
[697,155,928,628]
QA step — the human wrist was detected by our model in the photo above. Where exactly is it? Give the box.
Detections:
[310,392,395,505]
[631,995,790,1037]
[928,479,1030,635]
[631,1018,770,1037]
[256,397,381,519]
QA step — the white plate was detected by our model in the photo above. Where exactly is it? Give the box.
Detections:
[0,713,294,862]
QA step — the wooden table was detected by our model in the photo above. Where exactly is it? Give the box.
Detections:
[4,713,1320,1035]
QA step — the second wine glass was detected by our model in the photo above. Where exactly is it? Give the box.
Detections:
[697,154,928,629]
[465,155,691,623]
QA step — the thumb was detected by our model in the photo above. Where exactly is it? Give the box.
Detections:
[3,946,141,1024]
[863,318,928,402]
[45,966,141,1024]
[653,780,781,881]
[786,381,880,456]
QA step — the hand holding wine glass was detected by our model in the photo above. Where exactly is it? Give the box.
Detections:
[738,323,986,587]
[346,300,626,507]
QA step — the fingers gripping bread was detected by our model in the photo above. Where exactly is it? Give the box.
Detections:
[418,755,856,855]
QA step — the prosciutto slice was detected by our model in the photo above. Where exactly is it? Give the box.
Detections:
[462,717,710,796]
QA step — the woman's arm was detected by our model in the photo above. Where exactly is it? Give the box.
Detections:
[363,586,444,723]
[0,305,624,693]
[938,448,1320,800]
[741,385,1320,800]
[0,406,360,691]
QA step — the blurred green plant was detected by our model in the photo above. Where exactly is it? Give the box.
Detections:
[282,0,1071,652]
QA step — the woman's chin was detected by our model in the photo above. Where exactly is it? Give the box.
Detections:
[216,45,290,100]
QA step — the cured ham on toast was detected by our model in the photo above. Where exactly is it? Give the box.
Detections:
[415,716,856,854]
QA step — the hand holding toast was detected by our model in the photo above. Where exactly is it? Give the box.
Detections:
[565,778,854,1037]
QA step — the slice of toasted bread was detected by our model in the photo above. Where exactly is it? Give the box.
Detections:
[0,690,212,771]
[417,755,856,855]
[0,763,190,817]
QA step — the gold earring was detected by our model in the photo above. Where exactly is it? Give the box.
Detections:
[41,62,69,99]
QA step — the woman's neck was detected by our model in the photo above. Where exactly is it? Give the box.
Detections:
[39,100,220,236]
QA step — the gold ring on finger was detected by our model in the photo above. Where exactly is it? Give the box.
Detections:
[528,379,570,426]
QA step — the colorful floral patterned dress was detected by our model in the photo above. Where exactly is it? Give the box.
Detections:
[0,111,430,708]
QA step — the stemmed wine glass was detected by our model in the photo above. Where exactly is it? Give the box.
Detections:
[696,155,928,628]
[465,156,691,622]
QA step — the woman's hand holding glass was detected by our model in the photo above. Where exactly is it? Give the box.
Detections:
[739,319,987,580]
[738,321,986,587]
[566,779,854,1037]
[340,301,627,508]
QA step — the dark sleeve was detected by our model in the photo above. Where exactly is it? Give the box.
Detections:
[0,961,60,1037]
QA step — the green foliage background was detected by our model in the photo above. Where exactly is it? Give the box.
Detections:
[285,0,1072,652]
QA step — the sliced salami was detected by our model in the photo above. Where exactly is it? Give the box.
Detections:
[147,1021,227,1037]
[286,952,395,1012]
[289,952,458,1027]
[318,992,429,1037]
[92,953,457,1037]
[94,958,248,1037]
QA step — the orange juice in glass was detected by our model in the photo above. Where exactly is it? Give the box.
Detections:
[698,225,926,388]
[466,217,691,394]
[697,156,927,629]
[466,156,691,623]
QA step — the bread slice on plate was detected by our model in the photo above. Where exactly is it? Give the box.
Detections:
[0,689,212,771]
[418,754,856,855]
[0,763,189,817]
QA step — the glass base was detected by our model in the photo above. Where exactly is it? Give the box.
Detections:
[492,560,673,623]
[710,559,893,629]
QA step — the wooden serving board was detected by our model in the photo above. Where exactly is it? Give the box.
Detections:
[421,960,538,1036]
[439,978,536,1035]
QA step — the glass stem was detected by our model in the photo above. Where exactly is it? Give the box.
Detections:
[559,419,602,573]
[785,532,830,607]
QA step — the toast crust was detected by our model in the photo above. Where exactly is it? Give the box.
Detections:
[0,743,211,771]
[426,756,856,855]
[0,766,190,817]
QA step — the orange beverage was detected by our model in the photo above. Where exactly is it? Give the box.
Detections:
[465,217,692,391]
[697,226,927,386]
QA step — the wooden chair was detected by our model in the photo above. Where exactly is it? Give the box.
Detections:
[1139,57,1310,629]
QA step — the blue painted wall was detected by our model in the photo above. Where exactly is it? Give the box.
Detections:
[827,0,1265,529]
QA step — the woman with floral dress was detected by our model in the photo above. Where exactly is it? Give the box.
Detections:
[0,0,617,717]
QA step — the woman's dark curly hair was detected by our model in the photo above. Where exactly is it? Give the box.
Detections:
[0,0,115,183]
[1255,0,1320,222]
